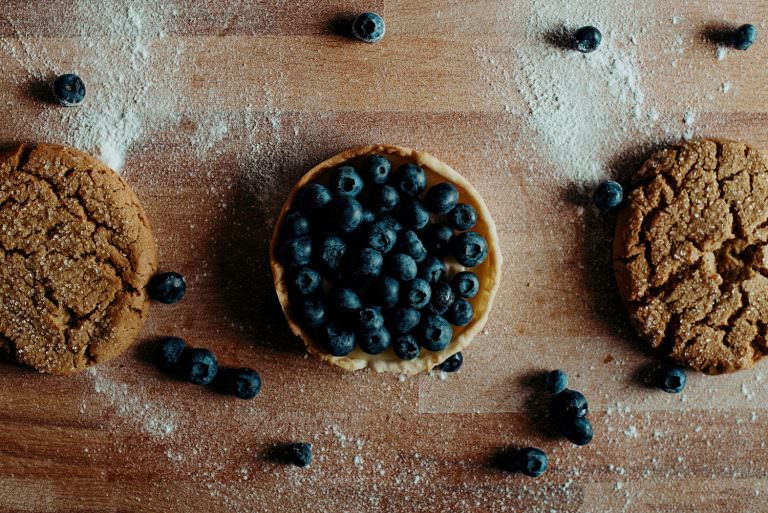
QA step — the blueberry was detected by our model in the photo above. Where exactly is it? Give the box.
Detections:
[452,271,480,298]
[392,163,427,197]
[551,389,588,420]
[289,267,321,296]
[396,230,427,263]
[281,210,310,239]
[427,281,455,315]
[394,334,420,360]
[328,197,364,233]
[294,297,326,328]
[352,12,386,44]
[437,352,463,372]
[379,214,403,233]
[180,348,218,385]
[655,365,686,393]
[285,442,313,467]
[331,166,364,198]
[279,237,312,267]
[52,73,86,106]
[398,198,430,230]
[357,306,385,334]
[403,278,432,309]
[368,276,400,309]
[225,368,262,399]
[353,248,384,277]
[358,327,391,354]
[418,256,446,283]
[593,180,623,211]
[390,307,421,334]
[425,182,459,214]
[148,272,187,304]
[448,203,477,231]
[445,299,473,326]
[362,209,376,224]
[328,287,363,314]
[422,224,454,257]
[156,337,186,371]
[297,183,333,216]
[388,253,417,282]
[732,24,757,51]
[419,315,453,351]
[518,448,548,477]
[366,221,397,253]
[371,185,400,214]
[450,232,488,267]
[562,416,594,446]
[323,321,356,356]
[545,369,568,395]
[316,234,346,270]
[574,26,602,53]
[360,154,392,184]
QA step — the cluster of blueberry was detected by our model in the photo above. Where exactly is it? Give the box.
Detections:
[279,154,489,366]
[545,370,594,447]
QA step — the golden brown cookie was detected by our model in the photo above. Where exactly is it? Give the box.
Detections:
[0,143,157,374]
[613,139,768,374]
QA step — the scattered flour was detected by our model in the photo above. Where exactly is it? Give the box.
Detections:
[716,47,728,61]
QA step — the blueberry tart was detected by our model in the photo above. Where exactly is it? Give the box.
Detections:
[270,145,501,373]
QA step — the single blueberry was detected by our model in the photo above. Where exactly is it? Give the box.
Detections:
[52,73,86,106]
[148,272,187,304]
[427,281,455,315]
[379,214,403,233]
[403,278,432,309]
[545,369,568,394]
[452,271,480,298]
[390,306,421,334]
[392,163,427,198]
[394,334,420,360]
[551,389,589,421]
[425,182,459,214]
[279,237,312,267]
[360,154,392,184]
[328,287,363,314]
[296,183,333,216]
[732,24,757,51]
[281,210,310,239]
[366,221,397,253]
[362,209,376,224]
[156,337,186,371]
[352,12,386,44]
[327,197,364,233]
[419,315,453,352]
[656,365,686,393]
[450,231,488,267]
[285,442,313,467]
[323,321,356,356]
[371,185,400,214]
[358,327,392,354]
[388,253,418,282]
[518,448,548,477]
[368,276,400,309]
[445,299,474,326]
[225,368,262,399]
[448,203,477,231]
[562,416,594,446]
[180,348,218,385]
[294,297,326,328]
[316,234,346,270]
[289,267,321,296]
[422,224,454,257]
[357,306,385,334]
[574,26,602,53]
[398,198,430,230]
[418,256,446,283]
[397,230,428,263]
[331,166,364,198]
[353,247,384,277]
[437,352,463,372]
[593,180,623,211]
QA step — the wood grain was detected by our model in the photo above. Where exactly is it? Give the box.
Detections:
[1,1,768,512]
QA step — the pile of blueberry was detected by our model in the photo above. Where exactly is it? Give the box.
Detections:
[546,369,594,446]
[278,154,489,364]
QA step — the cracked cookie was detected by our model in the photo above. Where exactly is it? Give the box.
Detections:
[613,139,768,374]
[0,143,157,374]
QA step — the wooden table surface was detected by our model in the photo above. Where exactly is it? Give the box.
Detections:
[2,1,768,512]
